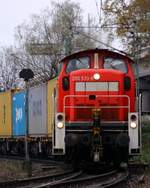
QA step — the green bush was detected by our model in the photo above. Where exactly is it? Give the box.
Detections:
[140,123,150,164]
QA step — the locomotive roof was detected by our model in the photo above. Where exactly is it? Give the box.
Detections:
[60,48,134,63]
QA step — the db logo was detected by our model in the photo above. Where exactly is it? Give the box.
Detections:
[16,108,23,123]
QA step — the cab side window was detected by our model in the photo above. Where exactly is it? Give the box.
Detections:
[66,57,90,73]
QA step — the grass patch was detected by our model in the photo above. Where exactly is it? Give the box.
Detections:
[140,122,150,164]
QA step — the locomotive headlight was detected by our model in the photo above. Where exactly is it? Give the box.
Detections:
[93,73,100,80]
[130,122,137,129]
[57,122,64,129]
[56,113,64,129]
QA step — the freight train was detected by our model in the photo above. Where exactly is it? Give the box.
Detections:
[0,80,56,156]
[0,49,141,166]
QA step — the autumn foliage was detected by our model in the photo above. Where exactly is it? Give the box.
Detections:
[103,0,150,52]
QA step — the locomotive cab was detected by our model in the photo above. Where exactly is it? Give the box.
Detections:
[53,49,141,165]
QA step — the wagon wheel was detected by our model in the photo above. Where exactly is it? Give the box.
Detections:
[0,143,7,155]
[29,143,39,157]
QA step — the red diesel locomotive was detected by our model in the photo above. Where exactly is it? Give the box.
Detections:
[53,49,141,165]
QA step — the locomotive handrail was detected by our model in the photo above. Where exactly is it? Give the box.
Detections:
[63,94,130,110]
[63,95,130,122]
[64,106,129,109]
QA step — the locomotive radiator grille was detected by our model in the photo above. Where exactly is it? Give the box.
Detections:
[64,95,130,122]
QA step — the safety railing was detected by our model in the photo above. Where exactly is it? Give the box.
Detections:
[63,95,130,122]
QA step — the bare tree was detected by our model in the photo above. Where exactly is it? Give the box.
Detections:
[14,1,99,85]
[0,47,22,90]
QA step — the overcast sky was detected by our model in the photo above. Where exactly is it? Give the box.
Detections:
[0,0,99,47]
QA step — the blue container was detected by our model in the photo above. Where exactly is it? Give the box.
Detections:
[12,91,26,137]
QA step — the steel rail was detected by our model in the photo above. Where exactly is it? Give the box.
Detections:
[0,170,74,188]
[32,170,83,188]
[32,169,120,188]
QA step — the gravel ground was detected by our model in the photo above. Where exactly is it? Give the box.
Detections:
[0,159,27,181]
[122,167,150,188]
[0,158,64,182]
[133,169,150,188]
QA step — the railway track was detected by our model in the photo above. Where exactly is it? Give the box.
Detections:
[0,155,68,172]
[0,155,147,188]
[0,159,128,188]
[0,169,125,188]
[28,169,128,188]
[0,169,80,188]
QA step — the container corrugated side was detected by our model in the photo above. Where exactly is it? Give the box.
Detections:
[0,91,12,137]
[28,83,47,136]
[47,78,57,137]
[12,91,26,137]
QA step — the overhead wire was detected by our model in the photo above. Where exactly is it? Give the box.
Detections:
[76,29,128,55]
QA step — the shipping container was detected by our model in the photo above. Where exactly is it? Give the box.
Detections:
[47,78,57,137]
[0,91,12,137]
[12,91,26,137]
[28,83,47,136]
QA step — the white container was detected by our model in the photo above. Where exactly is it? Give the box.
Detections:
[28,83,47,137]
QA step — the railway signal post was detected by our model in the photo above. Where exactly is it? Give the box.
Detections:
[19,68,34,177]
